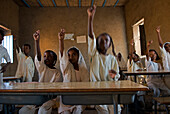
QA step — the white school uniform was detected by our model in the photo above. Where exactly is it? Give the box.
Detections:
[160,42,170,70]
[58,47,89,114]
[15,48,35,82]
[88,34,121,114]
[0,44,11,111]
[117,57,127,70]
[145,58,170,97]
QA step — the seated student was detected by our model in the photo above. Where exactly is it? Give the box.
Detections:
[87,5,121,114]
[14,38,35,82]
[58,29,89,114]
[0,30,11,112]
[19,30,62,114]
[156,26,170,70]
[127,39,144,83]
[145,40,170,97]
[117,52,127,70]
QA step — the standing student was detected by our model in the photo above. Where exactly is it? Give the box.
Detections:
[156,26,170,70]
[19,30,62,114]
[0,30,11,112]
[14,38,35,82]
[58,29,89,114]
[87,5,121,114]
[145,40,170,97]
[127,39,143,83]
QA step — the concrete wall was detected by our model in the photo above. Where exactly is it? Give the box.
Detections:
[19,7,128,80]
[125,0,170,55]
[0,0,19,76]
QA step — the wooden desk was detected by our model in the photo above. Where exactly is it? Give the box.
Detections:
[3,76,22,82]
[0,81,148,114]
[123,70,170,82]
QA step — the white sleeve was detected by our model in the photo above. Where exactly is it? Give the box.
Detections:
[34,55,45,73]
[4,48,11,63]
[59,50,69,73]
[145,57,151,71]
[88,33,97,57]
[112,57,120,81]
[160,47,169,70]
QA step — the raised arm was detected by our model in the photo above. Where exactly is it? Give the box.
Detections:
[33,30,41,61]
[58,29,65,57]
[146,40,153,61]
[129,39,134,63]
[156,26,163,48]
[13,37,19,53]
[87,5,96,39]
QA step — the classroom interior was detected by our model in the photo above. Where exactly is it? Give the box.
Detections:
[0,0,170,113]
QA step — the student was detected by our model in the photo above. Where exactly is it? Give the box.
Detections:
[14,38,35,82]
[127,39,143,83]
[19,30,62,114]
[117,52,127,70]
[0,30,11,112]
[156,26,170,70]
[87,5,121,114]
[58,29,89,114]
[145,40,170,97]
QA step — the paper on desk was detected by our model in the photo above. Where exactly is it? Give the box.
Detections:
[64,34,74,40]
[77,35,86,43]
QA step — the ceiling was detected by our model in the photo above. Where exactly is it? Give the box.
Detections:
[13,0,128,7]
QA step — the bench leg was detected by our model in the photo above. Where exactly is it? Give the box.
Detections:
[154,100,157,114]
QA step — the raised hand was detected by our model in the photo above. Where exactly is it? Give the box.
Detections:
[58,29,65,40]
[156,26,160,33]
[33,30,40,41]
[87,5,96,17]
[147,40,153,47]
[109,70,117,79]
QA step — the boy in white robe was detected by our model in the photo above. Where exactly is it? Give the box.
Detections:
[0,30,11,112]
[145,40,170,97]
[14,38,35,82]
[58,29,89,114]
[87,5,121,114]
[19,30,62,114]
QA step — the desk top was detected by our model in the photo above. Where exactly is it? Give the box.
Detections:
[3,77,21,80]
[153,97,170,105]
[123,70,170,75]
[0,80,148,93]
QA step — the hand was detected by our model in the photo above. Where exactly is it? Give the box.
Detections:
[156,26,160,33]
[58,29,65,40]
[109,70,117,79]
[147,40,153,47]
[0,66,7,73]
[87,5,96,17]
[33,30,40,41]
[130,39,134,46]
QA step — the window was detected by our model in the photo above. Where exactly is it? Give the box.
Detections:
[2,35,13,63]
[132,18,146,56]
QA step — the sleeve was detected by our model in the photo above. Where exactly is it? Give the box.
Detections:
[112,57,120,81]
[59,50,69,74]
[28,58,35,78]
[51,71,62,82]
[145,57,151,71]
[88,33,97,57]
[34,55,45,73]
[159,47,169,70]
[3,48,11,63]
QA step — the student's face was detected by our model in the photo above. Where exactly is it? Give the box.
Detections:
[44,52,55,67]
[164,43,170,53]
[149,51,157,61]
[22,46,30,55]
[68,50,79,65]
[132,54,139,62]
[0,34,4,44]
[98,35,111,54]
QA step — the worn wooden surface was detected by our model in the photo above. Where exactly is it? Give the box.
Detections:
[153,97,170,105]
[123,70,170,75]
[0,80,148,93]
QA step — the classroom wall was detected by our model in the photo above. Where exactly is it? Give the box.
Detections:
[125,0,170,55]
[19,7,128,80]
[0,0,19,76]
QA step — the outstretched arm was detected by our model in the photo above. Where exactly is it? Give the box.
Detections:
[33,30,41,61]
[146,40,153,61]
[87,5,96,39]
[58,29,65,57]
[129,39,134,63]
[13,37,19,53]
[156,26,163,48]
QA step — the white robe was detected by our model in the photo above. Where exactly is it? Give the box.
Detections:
[58,47,89,114]
[145,58,170,97]
[160,42,170,70]
[88,34,121,114]
[117,57,127,70]
[15,48,35,82]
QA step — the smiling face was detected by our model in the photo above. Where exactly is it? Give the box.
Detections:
[68,49,79,65]
[164,43,170,53]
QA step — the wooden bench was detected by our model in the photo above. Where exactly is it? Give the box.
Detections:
[153,97,170,114]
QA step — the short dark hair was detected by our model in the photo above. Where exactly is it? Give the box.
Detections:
[45,50,57,61]
[96,33,116,56]
[23,44,31,49]
[67,47,79,55]
[149,49,160,60]
[0,30,5,38]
